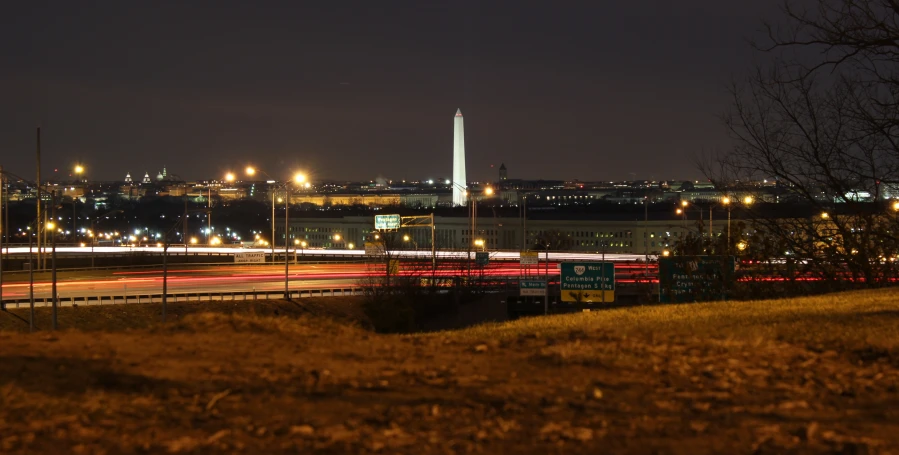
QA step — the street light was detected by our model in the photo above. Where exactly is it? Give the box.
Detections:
[224,172,235,182]
[245,166,278,259]
[73,164,84,245]
[281,171,307,299]
[295,239,307,261]
[403,234,418,251]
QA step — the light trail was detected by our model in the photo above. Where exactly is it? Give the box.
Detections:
[1,246,653,262]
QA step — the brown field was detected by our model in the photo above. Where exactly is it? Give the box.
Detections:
[1,289,898,454]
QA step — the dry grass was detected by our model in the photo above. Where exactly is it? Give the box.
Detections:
[0,296,371,333]
[2,289,899,453]
[444,288,899,349]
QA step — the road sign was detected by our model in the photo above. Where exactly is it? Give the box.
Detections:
[388,259,399,275]
[659,255,735,303]
[475,252,489,266]
[560,262,615,303]
[520,279,547,296]
[520,251,538,265]
[234,251,265,263]
[364,241,384,256]
[374,214,401,230]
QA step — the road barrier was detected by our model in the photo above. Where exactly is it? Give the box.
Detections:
[0,287,367,308]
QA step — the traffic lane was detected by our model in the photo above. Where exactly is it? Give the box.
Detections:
[1,263,371,283]
[3,261,546,284]
[2,278,361,300]
[1,262,547,299]
[2,263,536,290]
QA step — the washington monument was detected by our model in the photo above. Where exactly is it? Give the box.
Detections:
[452,108,467,206]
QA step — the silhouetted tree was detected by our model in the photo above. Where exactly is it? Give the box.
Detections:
[701,0,899,286]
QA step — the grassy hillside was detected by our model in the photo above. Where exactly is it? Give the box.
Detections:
[1,289,897,454]
[453,288,899,348]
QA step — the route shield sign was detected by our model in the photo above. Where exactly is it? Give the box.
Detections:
[374,214,401,230]
[520,279,547,296]
[520,251,538,265]
[475,252,489,266]
[658,255,736,303]
[560,262,615,303]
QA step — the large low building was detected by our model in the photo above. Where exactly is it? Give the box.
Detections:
[278,212,741,255]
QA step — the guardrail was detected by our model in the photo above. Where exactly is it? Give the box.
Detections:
[1,287,367,308]
[0,259,370,275]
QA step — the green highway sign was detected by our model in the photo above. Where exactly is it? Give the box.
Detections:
[475,252,489,266]
[374,214,401,230]
[560,262,615,303]
[658,255,736,303]
[519,279,547,296]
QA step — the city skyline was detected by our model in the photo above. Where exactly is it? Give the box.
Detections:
[2,1,779,182]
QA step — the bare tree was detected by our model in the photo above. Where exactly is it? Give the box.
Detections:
[532,229,573,252]
[702,0,899,287]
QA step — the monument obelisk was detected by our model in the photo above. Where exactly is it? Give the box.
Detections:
[452,108,467,206]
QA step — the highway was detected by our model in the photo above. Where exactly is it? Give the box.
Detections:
[0,260,657,302]
[0,246,654,262]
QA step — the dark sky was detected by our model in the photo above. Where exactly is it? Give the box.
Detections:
[1,1,780,183]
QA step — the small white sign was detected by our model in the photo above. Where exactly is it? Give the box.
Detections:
[520,251,538,265]
[235,252,266,263]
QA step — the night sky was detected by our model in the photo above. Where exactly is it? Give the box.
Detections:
[1,1,779,183]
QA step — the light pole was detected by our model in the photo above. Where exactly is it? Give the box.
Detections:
[644,194,649,275]
[458,184,493,279]
[0,164,4,309]
[245,167,277,260]
[294,239,307,263]
[284,172,306,300]
[403,234,418,251]
[0,167,60,320]
[723,196,754,254]
[49,191,58,330]
[73,164,84,245]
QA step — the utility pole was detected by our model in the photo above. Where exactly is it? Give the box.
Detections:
[29,227,34,332]
[644,195,649,275]
[51,190,58,330]
[522,193,528,251]
[183,196,188,258]
[207,186,212,243]
[544,247,549,315]
[284,187,290,300]
[430,213,436,272]
[467,192,473,279]
[36,127,42,271]
[163,237,168,323]
[0,165,4,309]
[271,190,275,259]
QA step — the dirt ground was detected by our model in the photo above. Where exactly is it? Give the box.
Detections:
[1,291,899,454]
